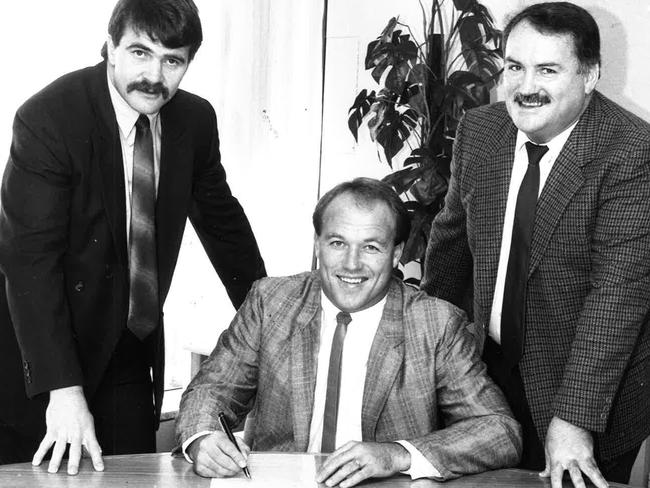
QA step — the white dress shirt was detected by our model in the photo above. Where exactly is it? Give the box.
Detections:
[307,293,440,479]
[488,123,578,343]
[106,74,161,241]
[306,293,384,451]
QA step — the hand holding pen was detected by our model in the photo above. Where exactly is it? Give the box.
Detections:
[218,412,252,479]
[186,412,251,479]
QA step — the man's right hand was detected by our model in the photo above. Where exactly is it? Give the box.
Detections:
[187,432,250,478]
[32,385,104,475]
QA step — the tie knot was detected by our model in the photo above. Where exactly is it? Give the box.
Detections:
[136,114,150,133]
[525,141,549,167]
[336,312,352,328]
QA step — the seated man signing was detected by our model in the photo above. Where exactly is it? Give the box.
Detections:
[175,178,522,486]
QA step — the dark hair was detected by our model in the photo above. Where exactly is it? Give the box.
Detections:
[100,0,202,61]
[503,2,600,71]
[313,177,411,246]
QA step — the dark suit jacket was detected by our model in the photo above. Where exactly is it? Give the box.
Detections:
[0,61,266,438]
[422,91,650,460]
[176,272,522,479]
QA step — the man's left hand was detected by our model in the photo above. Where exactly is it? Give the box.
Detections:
[540,416,608,488]
[316,441,410,488]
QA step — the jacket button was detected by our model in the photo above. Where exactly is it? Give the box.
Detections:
[74,281,85,292]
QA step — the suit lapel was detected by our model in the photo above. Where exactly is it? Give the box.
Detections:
[528,143,584,275]
[289,275,321,451]
[362,280,405,440]
[473,117,517,319]
[91,62,128,265]
[528,96,600,276]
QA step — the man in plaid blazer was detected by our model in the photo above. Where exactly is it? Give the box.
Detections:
[176,178,521,486]
[423,3,650,487]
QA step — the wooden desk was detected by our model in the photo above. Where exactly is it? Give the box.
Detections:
[0,452,634,488]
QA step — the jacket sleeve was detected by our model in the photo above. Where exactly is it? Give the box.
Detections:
[421,114,473,310]
[406,308,522,479]
[0,104,83,397]
[175,278,264,448]
[188,101,266,309]
[553,140,650,432]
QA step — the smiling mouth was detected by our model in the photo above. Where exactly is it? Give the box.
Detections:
[338,275,366,285]
[519,100,546,108]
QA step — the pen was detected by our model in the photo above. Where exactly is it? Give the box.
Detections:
[218,411,251,479]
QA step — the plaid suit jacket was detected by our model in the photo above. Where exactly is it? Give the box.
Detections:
[422,91,650,460]
[176,271,521,479]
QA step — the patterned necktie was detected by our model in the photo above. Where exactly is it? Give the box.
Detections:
[321,311,352,452]
[127,114,159,340]
[501,142,549,368]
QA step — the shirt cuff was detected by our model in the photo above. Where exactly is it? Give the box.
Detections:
[181,430,246,463]
[395,440,442,479]
[182,431,216,463]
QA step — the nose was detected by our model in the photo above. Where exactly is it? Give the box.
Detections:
[343,247,362,271]
[519,69,537,94]
[145,60,164,83]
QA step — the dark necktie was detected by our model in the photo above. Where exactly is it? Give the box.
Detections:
[127,114,159,340]
[321,311,352,452]
[501,142,548,368]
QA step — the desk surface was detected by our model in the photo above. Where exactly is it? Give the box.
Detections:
[0,452,633,488]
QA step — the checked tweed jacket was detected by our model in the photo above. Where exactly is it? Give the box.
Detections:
[176,271,522,479]
[422,91,650,460]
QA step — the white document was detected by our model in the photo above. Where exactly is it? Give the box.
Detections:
[210,453,320,488]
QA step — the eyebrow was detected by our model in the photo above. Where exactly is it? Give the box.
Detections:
[323,232,388,245]
[505,56,563,68]
[127,42,153,53]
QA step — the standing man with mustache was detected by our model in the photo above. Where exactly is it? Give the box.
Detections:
[422,2,650,488]
[0,0,265,475]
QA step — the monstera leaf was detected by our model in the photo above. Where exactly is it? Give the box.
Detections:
[367,102,419,166]
[455,6,502,88]
[348,89,376,142]
[365,20,419,87]
[349,1,502,280]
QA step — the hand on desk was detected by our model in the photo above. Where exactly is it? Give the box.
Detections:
[31,385,104,475]
[540,416,608,488]
[316,441,411,488]
[187,432,251,478]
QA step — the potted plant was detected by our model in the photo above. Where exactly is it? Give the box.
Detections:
[348,0,502,284]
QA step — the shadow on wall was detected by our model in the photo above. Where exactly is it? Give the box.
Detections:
[591,5,650,122]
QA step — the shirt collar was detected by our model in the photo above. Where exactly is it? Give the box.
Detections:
[320,291,387,325]
[515,119,579,158]
[106,72,158,143]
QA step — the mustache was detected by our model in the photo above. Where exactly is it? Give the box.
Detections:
[514,92,551,104]
[127,80,170,100]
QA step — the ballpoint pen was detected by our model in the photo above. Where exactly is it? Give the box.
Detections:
[218,411,252,479]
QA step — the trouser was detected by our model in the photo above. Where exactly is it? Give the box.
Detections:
[0,328,155,465]
[482,337,641,484]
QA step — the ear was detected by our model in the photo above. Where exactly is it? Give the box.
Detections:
[106,35,117,65]
[392,242,404,268]
[583,63,599,95]
[313,234,321,261]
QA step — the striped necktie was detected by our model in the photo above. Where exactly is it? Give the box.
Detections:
[126,114,159,340]
[321,311,352,452]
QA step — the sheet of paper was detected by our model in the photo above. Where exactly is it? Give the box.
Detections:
[210,453,321,488]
